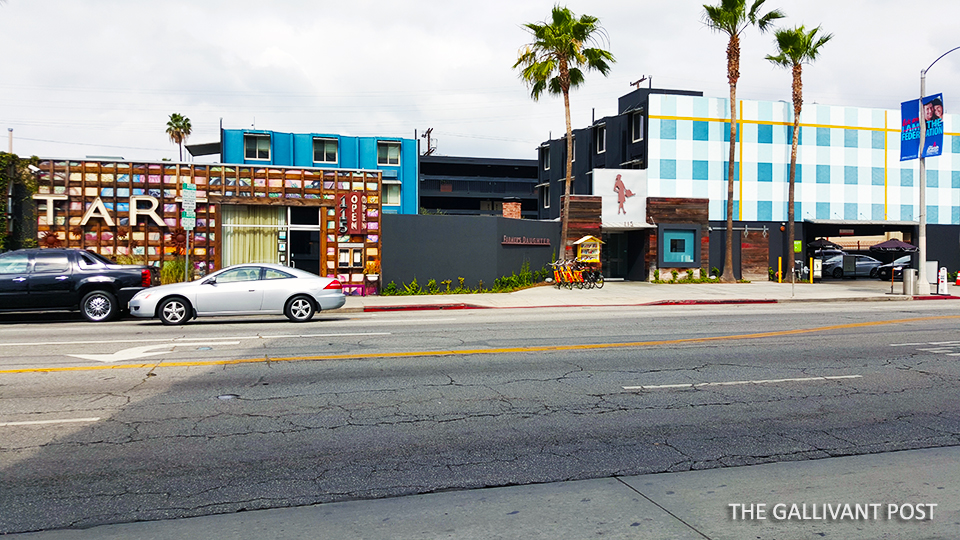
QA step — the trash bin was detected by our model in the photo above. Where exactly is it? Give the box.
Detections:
[903,268,918,295]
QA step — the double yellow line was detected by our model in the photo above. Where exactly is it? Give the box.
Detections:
[2,315,957,375]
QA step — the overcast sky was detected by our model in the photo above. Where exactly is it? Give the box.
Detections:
[1,0,957,163]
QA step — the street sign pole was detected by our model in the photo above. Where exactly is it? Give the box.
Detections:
[181,183,197,282]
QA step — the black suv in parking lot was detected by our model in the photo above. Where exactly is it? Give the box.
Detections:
[0,248,159,322]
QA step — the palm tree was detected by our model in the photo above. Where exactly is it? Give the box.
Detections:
[166,113,192,162]
[766,25,832,285]
[514,6,614,259]
[702,0,784,282]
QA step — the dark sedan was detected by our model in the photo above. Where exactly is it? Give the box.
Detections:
[876,255,913,281]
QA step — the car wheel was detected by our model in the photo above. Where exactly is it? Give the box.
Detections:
[833,268,843,279]
[81,290,118,322]
[285,295,315,322]
[159,297,190,326]
[869,268,878,278]
[878,269,889,280]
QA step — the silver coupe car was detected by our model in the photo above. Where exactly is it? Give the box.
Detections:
[128,263,346,325]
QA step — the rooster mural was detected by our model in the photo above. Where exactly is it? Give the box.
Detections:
[613,174,635,214]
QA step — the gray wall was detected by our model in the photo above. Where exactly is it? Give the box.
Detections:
[382,214,560,288]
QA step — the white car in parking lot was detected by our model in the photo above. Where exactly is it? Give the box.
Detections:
[128,263,345,325]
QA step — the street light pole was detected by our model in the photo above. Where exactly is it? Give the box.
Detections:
[918,71,930,294]
[917,46,960,295]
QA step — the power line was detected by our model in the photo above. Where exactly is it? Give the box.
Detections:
[16,137,169,152]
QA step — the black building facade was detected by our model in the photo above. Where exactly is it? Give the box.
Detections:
[419,156,538,218]
[537,88,704,220]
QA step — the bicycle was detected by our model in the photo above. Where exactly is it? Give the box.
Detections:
[574,258,604,289]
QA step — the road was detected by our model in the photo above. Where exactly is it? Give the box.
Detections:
[1,301,959,534]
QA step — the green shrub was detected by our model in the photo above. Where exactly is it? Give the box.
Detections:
[160,258,187,284]
[380,262,549,296]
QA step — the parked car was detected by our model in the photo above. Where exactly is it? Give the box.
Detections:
[0,248,159,322]
[821,254,883,279]
[876,255,913,281]
[128,263,345,325]
[813,248,846,259]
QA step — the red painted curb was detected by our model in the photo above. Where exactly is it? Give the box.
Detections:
[646,299,778,306]
[363,303,488,312]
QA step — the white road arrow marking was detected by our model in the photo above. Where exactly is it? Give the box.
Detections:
[68,341,240,363]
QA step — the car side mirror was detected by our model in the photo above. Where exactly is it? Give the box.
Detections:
[202,277,217,285]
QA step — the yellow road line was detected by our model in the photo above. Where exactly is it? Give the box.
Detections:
[2,315,958,375]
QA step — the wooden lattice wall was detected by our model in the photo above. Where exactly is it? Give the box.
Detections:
[32,160,382,290]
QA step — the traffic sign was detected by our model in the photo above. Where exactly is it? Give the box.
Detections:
[181,211,196,231]
[181,183,197,224]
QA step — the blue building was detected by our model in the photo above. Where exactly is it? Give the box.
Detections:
[219,129,418,215]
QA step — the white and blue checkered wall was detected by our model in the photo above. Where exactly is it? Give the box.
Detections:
[647,94,958,224]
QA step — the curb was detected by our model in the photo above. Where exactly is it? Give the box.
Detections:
[645,299,777,306]
[338,294,960,313]
[362,303,488,312]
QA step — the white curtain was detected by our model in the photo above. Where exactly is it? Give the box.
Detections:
[221,206,285,266]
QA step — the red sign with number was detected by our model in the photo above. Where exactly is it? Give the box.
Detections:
[339,192,364,234]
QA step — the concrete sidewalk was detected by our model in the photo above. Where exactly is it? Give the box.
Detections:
[341,278,958,312]
[16,446,959,539]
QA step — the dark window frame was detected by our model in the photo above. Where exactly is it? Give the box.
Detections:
[244,134,271,161]
[657,224,701,269]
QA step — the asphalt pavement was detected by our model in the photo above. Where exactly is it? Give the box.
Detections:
[10,277,960,540]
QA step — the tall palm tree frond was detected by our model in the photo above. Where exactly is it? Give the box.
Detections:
[766,24,831,286]
[165,113,193,162]
[702,0,784,283]
[514,5,615,259]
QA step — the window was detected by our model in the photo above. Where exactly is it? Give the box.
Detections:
[244,134,271,160]
[542,183,550,209]
[377,141,401,165]
[0,252,29,274]
[78,251,106,269]
[33,252,70,273]
[263,268,293,280]
[383,182,401,205]
[658,225,701,268]
[313,138,338,163]
[595,125,606,153]
[631,112,645,142]
[541,146,550,170]
[217,267,262,283]
[338,247,363,269]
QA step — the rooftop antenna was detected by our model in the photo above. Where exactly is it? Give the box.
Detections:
[630,76,651,89]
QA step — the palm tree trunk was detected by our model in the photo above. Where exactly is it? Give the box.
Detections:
[722,82,737,283]
[721,34,740,284]
[788,64,802,286]
[560,87,574,260]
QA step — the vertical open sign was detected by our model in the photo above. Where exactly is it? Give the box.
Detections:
[338,192,364,235]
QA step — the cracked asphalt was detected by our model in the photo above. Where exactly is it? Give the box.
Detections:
[1,302,960,535]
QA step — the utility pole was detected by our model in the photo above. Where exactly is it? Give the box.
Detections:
[630,76,651,89]
[421,128,436,156]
